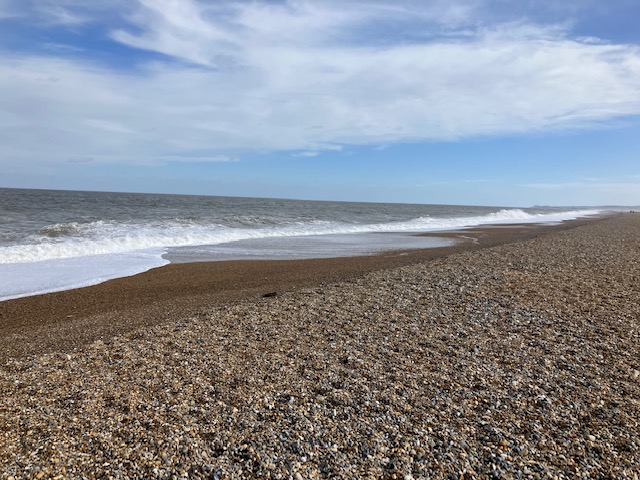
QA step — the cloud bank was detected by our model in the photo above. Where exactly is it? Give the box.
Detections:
[1,0,640,167]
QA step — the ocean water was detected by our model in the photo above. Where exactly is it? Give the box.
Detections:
[0,188,601,301]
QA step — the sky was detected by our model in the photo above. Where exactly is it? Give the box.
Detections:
[1,0,640,207]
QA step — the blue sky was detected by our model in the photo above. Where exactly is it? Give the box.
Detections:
[1,0,640,206]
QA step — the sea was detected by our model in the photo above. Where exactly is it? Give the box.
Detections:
[0,188,602,301]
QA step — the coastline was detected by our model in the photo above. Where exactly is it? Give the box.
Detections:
[0,215,603,362]
[1,212,638,477]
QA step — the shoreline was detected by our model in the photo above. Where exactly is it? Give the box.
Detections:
[0,215,608,362]
[0,211,603,304]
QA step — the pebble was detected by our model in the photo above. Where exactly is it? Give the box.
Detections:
[1,214,639,478]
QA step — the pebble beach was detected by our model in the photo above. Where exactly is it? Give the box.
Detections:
[1,214,639,479]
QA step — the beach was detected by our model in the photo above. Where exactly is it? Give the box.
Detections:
[1,213,638,478]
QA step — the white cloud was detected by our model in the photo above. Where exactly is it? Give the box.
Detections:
[35,3,89,26]
[111,0,240,67]
[1,0,640,168]
[0,0,130,26]
[293,151,320,158]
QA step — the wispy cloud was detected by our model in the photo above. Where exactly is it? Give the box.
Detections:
[35,3,90,26]
[1,0,640,168]
[293,151,320,158]
[1,0,132,28]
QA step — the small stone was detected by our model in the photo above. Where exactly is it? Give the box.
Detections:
[0,214,636,479]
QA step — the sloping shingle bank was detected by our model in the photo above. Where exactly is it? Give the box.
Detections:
[1,214,639,479]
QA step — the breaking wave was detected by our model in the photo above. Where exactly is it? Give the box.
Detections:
[0,208,600,264]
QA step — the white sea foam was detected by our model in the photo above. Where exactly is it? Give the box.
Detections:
[0,208,600,265]
[0,250,169,302]
[0,208,601,301]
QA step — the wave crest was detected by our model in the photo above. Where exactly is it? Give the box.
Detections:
[1,208,601,264]
[40,222,82,238]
